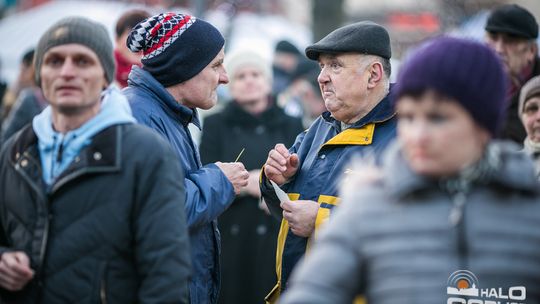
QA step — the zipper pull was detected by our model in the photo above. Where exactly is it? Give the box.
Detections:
[56,139,64,163]
[449,192,466,226]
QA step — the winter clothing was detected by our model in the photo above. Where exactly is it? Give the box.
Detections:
[281,141,540,304]
[124,66,234,304]
[114,49,138,88]
[127,13,224,87]
[1,88,47,143]
[200,99,304,304]
[485,4,539,39]
[519,75,540,115]
[260,90,397,301]
[34,17,115,86]
[226,51,273,85]
[0,89,191,303]
[501,56,540,143]
[33,87,135,186]
[394,36,507,137]
[275,40,301,55]
[523,138,540,179]
[305,21,391,60]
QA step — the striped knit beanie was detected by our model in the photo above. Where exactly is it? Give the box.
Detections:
[127,13,225,87]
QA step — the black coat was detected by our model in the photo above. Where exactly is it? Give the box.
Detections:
[0,124,191,303]
[200,100,303,304]
[501,56,540,144]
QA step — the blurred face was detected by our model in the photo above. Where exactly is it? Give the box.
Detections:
[173,48,228,110]
[485,32,536,78]
[317,53,373,124]
[397,91,490,177]
[229,65,271,104]
[521,96,540,142]
[40,43,107,115]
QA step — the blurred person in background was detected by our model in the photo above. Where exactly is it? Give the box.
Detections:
[484,3,539,144]
[0,16,190,303]
[518,75,540,178]
[113,9,150,88]
[278,57,325,128]
[1,49,47,144]
[272,40,301,95]
[260,21,396,303]
[1,48,37,121]
[282,36,540,304]
[200,50,304,304]
[124,13,249,304]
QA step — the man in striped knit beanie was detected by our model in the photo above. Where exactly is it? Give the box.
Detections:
[123,12,250,304]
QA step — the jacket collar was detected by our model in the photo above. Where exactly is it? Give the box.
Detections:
[128,66,201,128]
[10,124,122,193]
[322,84,396,131]
[383,141,539,199]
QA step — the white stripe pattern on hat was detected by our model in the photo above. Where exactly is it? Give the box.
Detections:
[127,13,196,60]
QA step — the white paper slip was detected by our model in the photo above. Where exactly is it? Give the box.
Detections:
[270,180,289,203]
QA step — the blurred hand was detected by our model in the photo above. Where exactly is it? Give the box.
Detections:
[264,143,299,185]
[0,251,34,291]
[281,200,319,237]
[216,162,249,195]
[244,169,262,198]
[259,198,270,215]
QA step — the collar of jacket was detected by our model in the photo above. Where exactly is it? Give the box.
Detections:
[322,84,396,131]
[10,124,123,193]
[222,96,288,127]
[128,66,201,128]
[382,140,539,199]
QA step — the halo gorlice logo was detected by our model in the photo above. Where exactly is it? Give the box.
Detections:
[447,270,527,304]
[447,270,479,297]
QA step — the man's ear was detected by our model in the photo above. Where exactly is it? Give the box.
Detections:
[367,62,383,89]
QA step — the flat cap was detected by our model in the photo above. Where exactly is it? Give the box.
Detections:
[305,21,391,60]
[485,4,538,39]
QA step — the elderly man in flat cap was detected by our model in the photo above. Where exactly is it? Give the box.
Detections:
[485,4,540,144]
[259,21,396,303]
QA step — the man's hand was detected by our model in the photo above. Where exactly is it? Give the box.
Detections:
[0,251,34,291]
[264,143,299,185]
[215,162,249,195]
[281,200,319,237]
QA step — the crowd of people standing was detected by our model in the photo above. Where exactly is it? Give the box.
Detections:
[0,3,539,304]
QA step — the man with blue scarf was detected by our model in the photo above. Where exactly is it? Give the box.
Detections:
[0,17,190,303]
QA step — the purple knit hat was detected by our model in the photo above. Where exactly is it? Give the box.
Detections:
[393,36,508,136]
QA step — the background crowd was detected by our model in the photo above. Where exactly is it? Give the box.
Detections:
[0,1,538,304]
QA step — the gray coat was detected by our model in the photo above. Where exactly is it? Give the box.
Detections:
[282,141,540,304]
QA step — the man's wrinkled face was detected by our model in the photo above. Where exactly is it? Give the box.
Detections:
[485,32,536,79]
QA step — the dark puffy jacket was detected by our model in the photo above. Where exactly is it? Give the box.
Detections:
[282,141,540,304]
[0,123,191,304]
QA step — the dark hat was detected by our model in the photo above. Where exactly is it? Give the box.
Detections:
[127,12,224,87]
[519,75,540,117]
[394,36,507,137]
[485,4,538,39]
[34,17,115,87]
[305,21,391,60]
[275,40,301,55]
